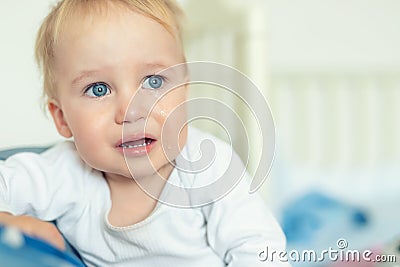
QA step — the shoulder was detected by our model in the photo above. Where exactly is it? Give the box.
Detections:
[0,141,103,219]
[181,126,237,174]
[41,140,84,165]
[1,140,78,162]
[1,140,92,182]
[174,127,249,204]
[183,126,234,159]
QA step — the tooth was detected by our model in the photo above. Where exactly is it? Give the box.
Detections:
[121,140,150,149]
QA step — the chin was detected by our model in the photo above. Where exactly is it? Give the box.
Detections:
[127,167,161,180]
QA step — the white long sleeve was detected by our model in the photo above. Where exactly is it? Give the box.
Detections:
[186,128,290,267]
[0,141,89,220]
[201,171,289,266]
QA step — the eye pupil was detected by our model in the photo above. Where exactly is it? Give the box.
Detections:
[93,84,107,96]
[148,76,162,89]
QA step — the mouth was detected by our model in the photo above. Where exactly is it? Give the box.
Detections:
[116,135,157,156]
[119,138,155,149]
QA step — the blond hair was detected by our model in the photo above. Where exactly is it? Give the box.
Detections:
[35,0,185,106]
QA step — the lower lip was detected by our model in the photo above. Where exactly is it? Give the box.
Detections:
[116,140,156,157]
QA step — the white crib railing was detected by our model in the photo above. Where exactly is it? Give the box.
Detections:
[269,72,400,167]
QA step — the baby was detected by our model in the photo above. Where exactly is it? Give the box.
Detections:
[0,0,289,266]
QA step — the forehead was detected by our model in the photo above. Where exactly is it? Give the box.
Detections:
[52,4,184,72]
[56,2,177,41]
[53,1,182,53]
[54,4,183,59]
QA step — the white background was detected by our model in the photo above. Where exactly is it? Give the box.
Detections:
[0,1,60,149]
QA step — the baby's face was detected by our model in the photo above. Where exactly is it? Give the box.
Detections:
[49,6,188,180]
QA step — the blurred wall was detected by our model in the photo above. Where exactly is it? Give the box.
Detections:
[181,0,400,206]
[267,0,400,71]
[265,1,400,166]
[0,1,60,149]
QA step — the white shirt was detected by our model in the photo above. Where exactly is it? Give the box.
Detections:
[0,127,290,266]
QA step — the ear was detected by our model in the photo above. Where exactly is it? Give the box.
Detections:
[48,100,73,138]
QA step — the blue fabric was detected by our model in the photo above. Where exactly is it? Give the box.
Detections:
[282,191,368,243]
[0,225,85,267]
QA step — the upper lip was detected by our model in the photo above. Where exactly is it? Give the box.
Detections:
[115,133,157,147]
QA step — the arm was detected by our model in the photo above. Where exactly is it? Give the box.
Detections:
[185,128,290,266]
[0,150,65,219]
[0,142,86,250]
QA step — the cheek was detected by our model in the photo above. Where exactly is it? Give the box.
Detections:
[69,117,98,153]
[70,117,111,171]
[64,101,112,133]
[156,88,187,121]
[68,113,101,137]
[64,108,110,150]
[154,92,187,131]
[153,92,188,155]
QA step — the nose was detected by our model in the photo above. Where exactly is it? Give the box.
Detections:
[115,90,149,124]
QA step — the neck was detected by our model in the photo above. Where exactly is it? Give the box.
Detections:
[104,162,175,202]
[104,163,175,227]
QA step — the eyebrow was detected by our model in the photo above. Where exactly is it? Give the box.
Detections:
[70,62,173,86]
[71,70,100,86]
[141,63,171,73]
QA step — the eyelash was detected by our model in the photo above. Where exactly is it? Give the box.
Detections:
[83,82,111,98]
[142,75,166,90]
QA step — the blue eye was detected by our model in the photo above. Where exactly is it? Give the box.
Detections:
[85,83,111,97]
[142,75,164,89]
